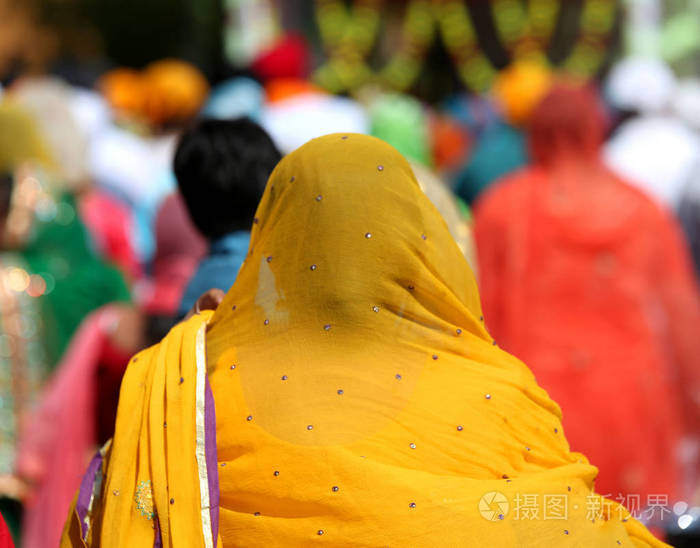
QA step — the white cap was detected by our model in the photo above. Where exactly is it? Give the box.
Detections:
[68,88,111,142]
[260,93,369,154]
[606,56,676,113]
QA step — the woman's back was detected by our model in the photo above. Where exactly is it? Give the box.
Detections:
[205,135,663,546]
[62,134,666,547]
[476,167,677,362]
[474,85,700,504]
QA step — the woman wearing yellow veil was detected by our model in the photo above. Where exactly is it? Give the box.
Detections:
[63,134,665,547]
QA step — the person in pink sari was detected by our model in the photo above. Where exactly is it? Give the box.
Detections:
[17,190,208,547]
[16,305,142,548]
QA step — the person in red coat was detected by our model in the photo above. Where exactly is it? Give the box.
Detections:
[474,83,700,508]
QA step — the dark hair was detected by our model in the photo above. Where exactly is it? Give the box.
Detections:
[173,118,281,239]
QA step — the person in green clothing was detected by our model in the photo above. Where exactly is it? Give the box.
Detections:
[0,100,131,369]
[0,100,130,545]
[19,186,131,367]
[454,118,528,203]
[369,92,433,167]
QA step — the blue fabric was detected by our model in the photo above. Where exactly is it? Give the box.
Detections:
[202,77,264,122]
[178,231,250,317]
[454,121,527,204]
[442,94,499,135]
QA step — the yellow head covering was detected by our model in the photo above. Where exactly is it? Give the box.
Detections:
[100,60,209,127]
[142,59,209,126]
[11,77,91,190]
[0,100,55,174]
[63,134,665,547]
[492,60,553,125]
[205,134,662,546]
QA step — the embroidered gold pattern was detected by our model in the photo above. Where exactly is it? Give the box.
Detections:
[135,480,155,520]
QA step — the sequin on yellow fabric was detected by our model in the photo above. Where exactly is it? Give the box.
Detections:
[134,480,155,520]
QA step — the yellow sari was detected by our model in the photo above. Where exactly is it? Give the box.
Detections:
[63,134,665,547]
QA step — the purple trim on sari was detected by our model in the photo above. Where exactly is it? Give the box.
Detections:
[76,449,103,540]
[204,376,219,543]
[154,517,163,548]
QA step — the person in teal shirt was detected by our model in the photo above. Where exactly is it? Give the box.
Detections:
[454,119,527,204]
[174,118,281,317]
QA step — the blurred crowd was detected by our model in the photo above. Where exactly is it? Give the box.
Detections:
[0,2,699,547]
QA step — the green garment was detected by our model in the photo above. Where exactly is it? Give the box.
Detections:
[370,93,432,167]
[21,193,130,369]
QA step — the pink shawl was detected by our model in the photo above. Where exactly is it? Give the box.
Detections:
[17,307,117,548]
